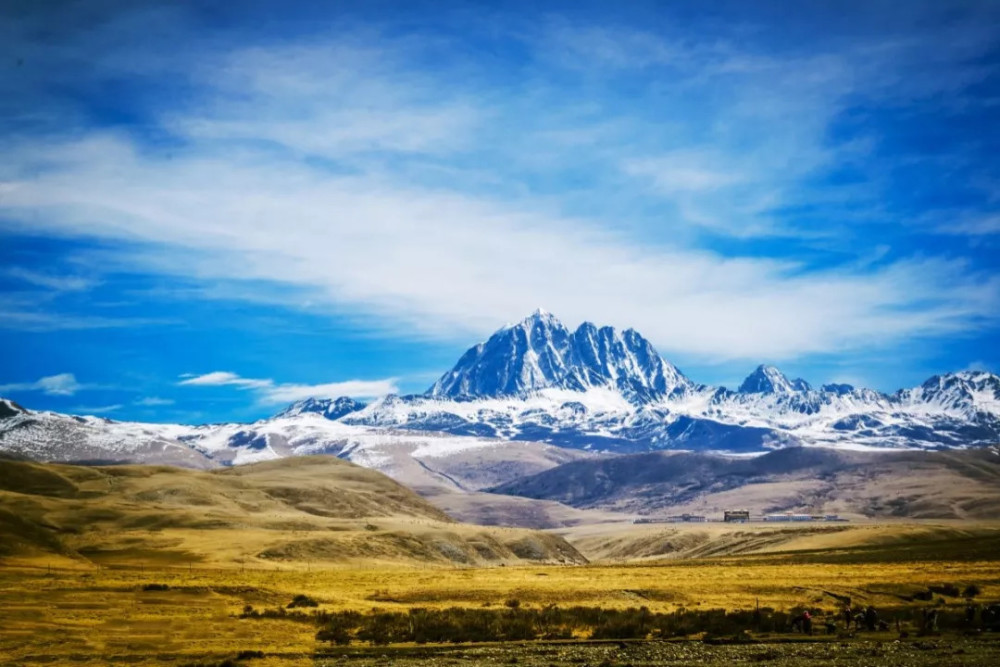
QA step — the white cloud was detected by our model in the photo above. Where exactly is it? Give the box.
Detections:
[260,379,400,404]
[0,373,83,396]
[71,404,122,415]
[134,396,175,406]
[0,27,997,363]
[3,130,998,361]
[178,371,271,389]
[178,371,397,403]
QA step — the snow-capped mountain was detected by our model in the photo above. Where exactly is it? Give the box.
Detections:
[2,312,999,476]
[738,365,811,394]
[0,400,584,492]
[343,313,1000,451]
[429,309,692,405]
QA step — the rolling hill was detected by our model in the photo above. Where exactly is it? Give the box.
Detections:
[0,455,585,567]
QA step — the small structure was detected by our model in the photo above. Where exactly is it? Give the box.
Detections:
[723,509,751,523]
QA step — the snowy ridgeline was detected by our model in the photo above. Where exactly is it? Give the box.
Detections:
[2,312,1000,471]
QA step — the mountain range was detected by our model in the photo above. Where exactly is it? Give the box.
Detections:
[2,310,999,477]
[349,310,1000,451]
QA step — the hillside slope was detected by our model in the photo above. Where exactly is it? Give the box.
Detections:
[0,455,585,567]
[491,446,1000,519]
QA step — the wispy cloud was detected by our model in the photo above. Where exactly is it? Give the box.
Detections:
[3,130,997,360]
[134,396,175,407]
[0,5,997,366]
[71,404,122,415]
[0,373,83,396]
[936,213,1000,237]
[178,371,397,403]
[4,267,95,291]
[0,309,174,332]
[178,371,272,389]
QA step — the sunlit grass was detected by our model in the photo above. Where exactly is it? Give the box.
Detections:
[3,554,998,665]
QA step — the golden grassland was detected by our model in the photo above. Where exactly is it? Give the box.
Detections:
[4,550,1000,665]
[4,458,1000,664]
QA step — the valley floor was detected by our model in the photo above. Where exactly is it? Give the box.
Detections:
[312,639,1000,667]
[3,537,1000,666]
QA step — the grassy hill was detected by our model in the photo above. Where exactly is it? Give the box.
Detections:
[0,455,585,567]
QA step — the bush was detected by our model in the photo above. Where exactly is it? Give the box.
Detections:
[963,584,981,599]
[316,616,353,645]
[142,583,169,591]
[287,594,319,608]
[929,583,961,598]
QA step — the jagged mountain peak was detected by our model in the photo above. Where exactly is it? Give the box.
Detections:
[427,312,691,403]
[275,396,366,421]
[903,370,1000,415]
[738,365,810,394]
[502,307,563,330]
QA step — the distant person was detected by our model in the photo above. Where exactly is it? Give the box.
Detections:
[792,611,812,635]
[843,606,853,629]
[923,608,938,633]
[864,606,878,632]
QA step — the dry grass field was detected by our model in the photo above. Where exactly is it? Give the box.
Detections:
[3,457,1000,665]
[4,544,1000,665]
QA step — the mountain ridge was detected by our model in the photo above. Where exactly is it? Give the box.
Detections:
[2,312,999,471]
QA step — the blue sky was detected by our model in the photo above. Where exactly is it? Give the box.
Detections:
[1,0,998,423]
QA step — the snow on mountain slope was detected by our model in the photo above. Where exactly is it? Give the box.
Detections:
[2,313,998,476]
[350,315,1000,451]
[0,402,587,491]
[275,396,366,420]
[338,375,991,453]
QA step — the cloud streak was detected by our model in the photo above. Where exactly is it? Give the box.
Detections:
[0,6,998,366]
[3,129,997,360]
[179,371,398,403]
[0,373,83,396]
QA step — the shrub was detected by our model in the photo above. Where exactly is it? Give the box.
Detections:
[142,583,169,591]
[929,583,961,598]
[963,584,981,599]
[355,612,410,645]
[316,616,353,645]
[287,594,319,608]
